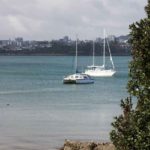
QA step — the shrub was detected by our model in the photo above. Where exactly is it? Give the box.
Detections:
[110,1,150,149]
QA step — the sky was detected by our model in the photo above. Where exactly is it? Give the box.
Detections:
[0,0,148,40]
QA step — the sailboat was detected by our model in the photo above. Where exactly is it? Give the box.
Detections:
[63,37,94,84]
[84,30,116,77]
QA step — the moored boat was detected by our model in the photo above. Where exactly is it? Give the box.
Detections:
[63,36,94,84]
[63,73,94,84]
[84,29,116,77]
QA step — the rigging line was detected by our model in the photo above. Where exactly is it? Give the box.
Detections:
[103,29,106,68]
[92,40,95,66]
[75,34,78,73]
[105,33,115,70]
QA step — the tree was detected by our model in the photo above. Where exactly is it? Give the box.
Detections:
[110,0,150,149]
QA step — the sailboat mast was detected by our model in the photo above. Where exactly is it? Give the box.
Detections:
[106,35,115,70]
[92,40,95,66]
[75,36,78,73]
[103,29,106,68]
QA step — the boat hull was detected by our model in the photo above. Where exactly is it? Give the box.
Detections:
[63,79,76,84]
[63,79,94,84]
[85,70,116,77]
[63,73,94,84]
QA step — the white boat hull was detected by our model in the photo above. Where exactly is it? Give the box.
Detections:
[85,69,116,77]
[84,30,116,77]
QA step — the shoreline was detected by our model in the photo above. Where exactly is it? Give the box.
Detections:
[60,140,115,150]
[0,53,131,56]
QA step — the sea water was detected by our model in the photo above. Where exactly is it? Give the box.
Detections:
[0,56,131,150]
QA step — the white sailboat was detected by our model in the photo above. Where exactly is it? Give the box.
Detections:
[84,30,116,77]
[63,37,94,84]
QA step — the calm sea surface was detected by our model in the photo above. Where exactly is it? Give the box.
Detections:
[0,56,131,150]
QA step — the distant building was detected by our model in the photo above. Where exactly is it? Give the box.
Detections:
[0,40,10,46]
[15,37,23,47]
[59,36,72,45]
[63,36,69,43]
[95,37,103,43]
[35,41,51,48]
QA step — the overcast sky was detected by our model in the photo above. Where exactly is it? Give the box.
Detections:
[0,0,148,40]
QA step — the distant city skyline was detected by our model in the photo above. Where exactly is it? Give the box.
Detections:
[0,0,147,40]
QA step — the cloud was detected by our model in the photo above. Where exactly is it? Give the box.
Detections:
[0,0,148,40]
[8,16,27,33]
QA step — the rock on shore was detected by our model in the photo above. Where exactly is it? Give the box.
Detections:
[60,140,115,150]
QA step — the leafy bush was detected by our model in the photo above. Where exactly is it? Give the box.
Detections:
[110,1,150,149]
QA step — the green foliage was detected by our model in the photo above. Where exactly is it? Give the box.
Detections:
[110,97,136,150]
[110,0,150,149]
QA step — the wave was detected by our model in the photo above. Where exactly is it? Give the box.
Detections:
[0,88,73,95]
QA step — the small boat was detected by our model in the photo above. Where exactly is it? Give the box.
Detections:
[63,73,94,84]
[84,29,116,77]
[63,36,94,84]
